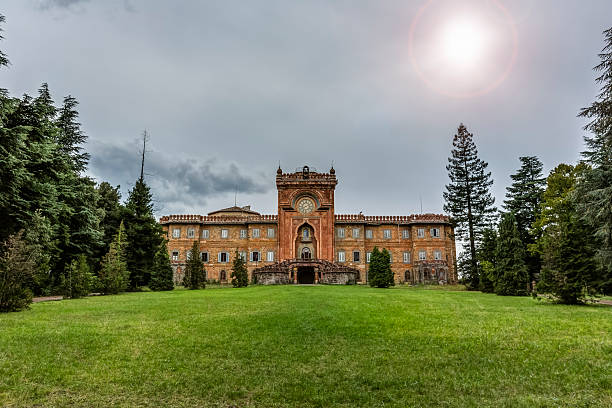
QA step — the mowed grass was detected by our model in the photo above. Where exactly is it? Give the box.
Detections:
[1,286,611,407]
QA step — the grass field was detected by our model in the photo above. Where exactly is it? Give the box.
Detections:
[1,286,611,407]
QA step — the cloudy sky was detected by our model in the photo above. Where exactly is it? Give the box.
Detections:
[1,0,610,218]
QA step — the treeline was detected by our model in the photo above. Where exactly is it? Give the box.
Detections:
[444,28,612,304]
[0,14,173,312]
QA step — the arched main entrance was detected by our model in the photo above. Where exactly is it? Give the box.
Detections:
[297,266,315,284]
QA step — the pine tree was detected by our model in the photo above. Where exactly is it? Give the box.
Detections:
[94,182,124,267]
[231,251,248,287]
[149,240,174,291]
[477,228,497,293]
[503,156,546,282]
[124,133,162,289]
[0,231,35,312]
[534,164,600,303]
[577,27,612,294]
[444,124,496,289]
[494,213,529,296]
[368,247,394,288]
[183,241,205,289]
[99,221,129,295]
[61,254,93,299]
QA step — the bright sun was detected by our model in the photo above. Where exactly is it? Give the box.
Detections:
[439,19,488,70]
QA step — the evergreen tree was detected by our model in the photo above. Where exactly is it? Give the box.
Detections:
[533,164,600,303]
[0,231,35,312]
[577,27,612,294]
[503,156,546,281]
[368,247,394,288]
[24,210,53,296]
[94,182,124,268]
[477,228,497,293]
[183,241,205,289]
[444,124,496,289]
[494,213,529,296]
[231,251,249,287]
[99,221,129,295]
[61,254,93,299]
[149,240,174,291]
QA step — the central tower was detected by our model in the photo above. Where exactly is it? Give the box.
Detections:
[276,165,337,262]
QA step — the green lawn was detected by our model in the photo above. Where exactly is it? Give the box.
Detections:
[1,286,611,407]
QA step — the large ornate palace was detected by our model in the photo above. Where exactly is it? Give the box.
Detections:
[160,166,457,285]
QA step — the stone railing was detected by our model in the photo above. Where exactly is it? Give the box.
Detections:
[160,214,278,224]
[334,213,450,224]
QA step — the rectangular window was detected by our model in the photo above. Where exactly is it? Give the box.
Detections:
[238,251,247,261]
[365,229,373,239]
[431,228,441,238]
[337,228,345,238]
[240,229,247,239]
[172,228,181,239]
[266,251,274,262]
[434,250,442,260]
[187,228,195,238]
[352,228,360,238]
[186,250,192,260]
[172,251,179,261]
[353,251,360,262]
[338,251,345,262]
[419,250,427,261]
[417,228,425,238]
[267,228,275,238]
[250,251,260,262]
[403,252,411,264]
[221,229,229,239]
[366,252,371,263]
[201,229,209,239]
[252,228,260,238]
[402,229,410,239]
[383,229,391,239]
[218,252,229,263]
[200,252,209,262]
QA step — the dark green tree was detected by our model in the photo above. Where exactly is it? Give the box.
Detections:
[94,182,124,266]
[61,254,93,299]
[577,27,612,294]
[477,228,497,293]
[368,247,394,288]
[231,250,249,287]
[99,221,129,295]
[149,240,174,291]
[124,133,162,289]
[0,231,35,312]
[494,213,529,296]
[183,241,205,289]
[503,156,546,282]
[533,164,600,304]
[444,124,496,289]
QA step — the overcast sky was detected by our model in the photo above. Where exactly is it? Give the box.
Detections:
[1,0,610,218]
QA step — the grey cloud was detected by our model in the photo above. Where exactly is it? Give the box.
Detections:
[88,140,270,215]
[38,0,90,9]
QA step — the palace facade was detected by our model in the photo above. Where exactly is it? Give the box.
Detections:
[160,166,457,285]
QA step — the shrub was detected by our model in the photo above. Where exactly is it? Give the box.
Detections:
[0,231,35,312]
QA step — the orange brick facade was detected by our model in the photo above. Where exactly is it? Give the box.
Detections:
[160,166,457,285]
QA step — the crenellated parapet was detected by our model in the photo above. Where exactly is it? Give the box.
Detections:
[334,213,450,224]
[160,214,278,225]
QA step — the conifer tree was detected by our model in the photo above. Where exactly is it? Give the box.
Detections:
[0,231,35,312]
[577,27,612,294]
[149,240,174,291]
[494,213,529,296]
[61,254,93,299]
[477,228,497,293]
[533,164,600,303]
[94,182,124,267]
[231,250,248,287]
[503,156,546,282]
[368,247,394,288]
[444,124,496,289]
[99,221,129,295]
[183,241,205,289]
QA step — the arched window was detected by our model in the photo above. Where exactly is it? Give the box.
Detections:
[404,270,410,282]
[301,247,311,259]
[219,270,227,281]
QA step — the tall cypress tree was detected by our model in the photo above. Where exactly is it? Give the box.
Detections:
[444,124,496,289]
[183,241,205,290]
[503,156,546,281]
[477,228,497,293]
[231,250,248,287]
[577,27,612,294]
[494,213,529,296]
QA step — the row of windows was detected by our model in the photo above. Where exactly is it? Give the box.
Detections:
[172,250,275,263]
[337,249,443,263]
[337,227,441,239]
[172,227,276,239]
